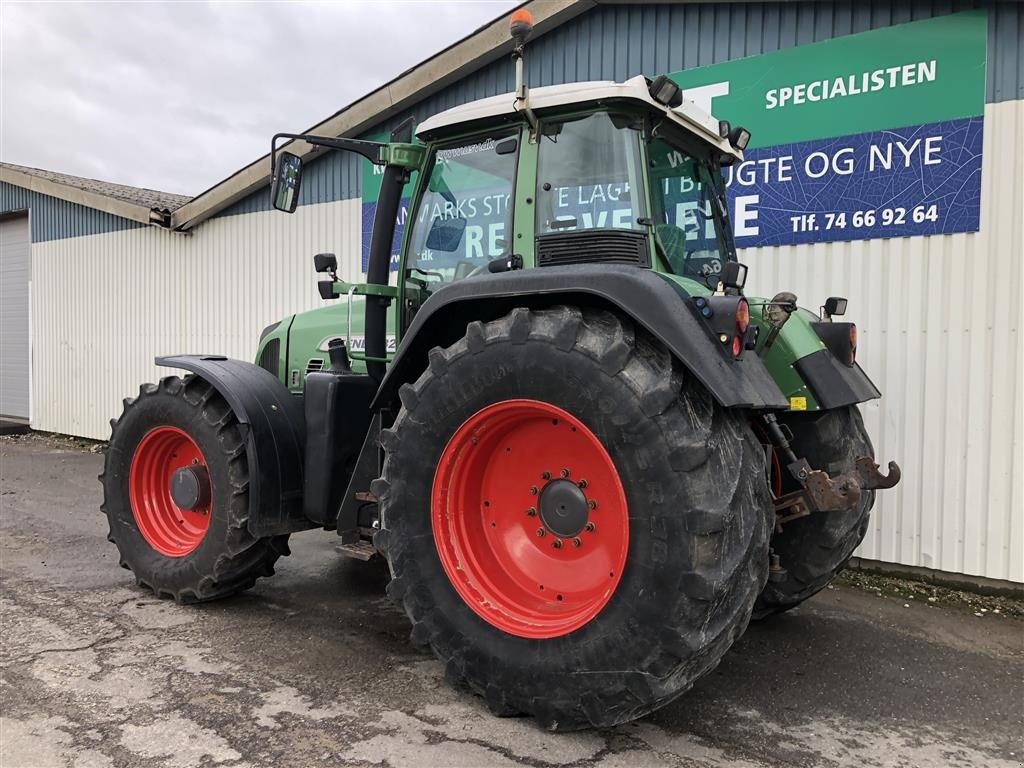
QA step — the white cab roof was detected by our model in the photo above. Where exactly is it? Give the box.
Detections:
[415,75,742,160]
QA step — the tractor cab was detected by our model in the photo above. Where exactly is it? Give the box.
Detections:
[402,75,749,323]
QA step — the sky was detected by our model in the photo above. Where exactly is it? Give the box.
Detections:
[0,1,519,196]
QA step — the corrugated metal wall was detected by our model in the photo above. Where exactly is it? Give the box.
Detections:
[744,98,1022,583]
[29,198,362,437]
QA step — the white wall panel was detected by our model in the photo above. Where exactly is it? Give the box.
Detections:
[28,102,1021,583]
[742,100,1023,583]
[30,197,363,440]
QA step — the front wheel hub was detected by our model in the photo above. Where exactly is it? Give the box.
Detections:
[129,426,212,557]
[169,465,211,511]
[432,399,629,639]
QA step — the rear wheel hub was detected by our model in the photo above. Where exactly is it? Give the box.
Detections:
[431,399,629,639]
[538,479,588,538]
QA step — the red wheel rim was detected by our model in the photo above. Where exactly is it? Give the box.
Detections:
[432,400,628,639]
[128,426,212,557]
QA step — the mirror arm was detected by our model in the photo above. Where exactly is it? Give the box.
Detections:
[271,132,386,176]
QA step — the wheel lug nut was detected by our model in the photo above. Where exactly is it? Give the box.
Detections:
[577,479,587,489]
[541,471,551,480]
[551,538,563,549]
[588,500,598,510]
[526,507,537,517]
[536,528,545,537]
[560,468,570,478]
[529,486,538,496]
[585,522,596,533]
[572,537,582,548]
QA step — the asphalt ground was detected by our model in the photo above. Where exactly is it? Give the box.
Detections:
[1,433,1021,768]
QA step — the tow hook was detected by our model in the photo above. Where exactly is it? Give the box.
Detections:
[761,413,901,526]
[773,457,902,525]
[855,457,901,490]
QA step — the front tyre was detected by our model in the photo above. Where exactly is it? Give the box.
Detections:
[101,375,289,603]
[375,307,772,730]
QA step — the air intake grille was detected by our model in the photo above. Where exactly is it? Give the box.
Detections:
[536,230,650,268]
[306,358,325,374]
[258,338,279,378]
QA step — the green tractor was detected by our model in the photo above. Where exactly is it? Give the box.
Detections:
[102,12,899,730]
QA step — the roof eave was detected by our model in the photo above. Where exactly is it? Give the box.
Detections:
[0,165,159,226]
[170,0,596,231]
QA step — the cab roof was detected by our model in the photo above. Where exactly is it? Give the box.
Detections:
[415,75,743,161]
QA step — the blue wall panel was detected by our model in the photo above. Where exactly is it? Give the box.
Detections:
[1,182,143,242]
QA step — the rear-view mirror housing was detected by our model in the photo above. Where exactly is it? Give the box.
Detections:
[271,152,303,213]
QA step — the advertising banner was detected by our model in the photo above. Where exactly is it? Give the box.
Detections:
[361,10,987,269]
[670,10,987,247]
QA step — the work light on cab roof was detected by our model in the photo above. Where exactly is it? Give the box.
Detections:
[102,5,901,735]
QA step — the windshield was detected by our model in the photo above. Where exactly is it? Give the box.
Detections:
[405,132,517,291]
[536,111,645,234]
[646,135,733,283]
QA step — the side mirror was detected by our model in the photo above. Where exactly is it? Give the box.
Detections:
[271,152,303,213]
[426,216,468,252]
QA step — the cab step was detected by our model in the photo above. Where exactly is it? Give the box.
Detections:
[335,540,378,562]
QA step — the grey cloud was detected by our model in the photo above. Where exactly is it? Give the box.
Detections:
[1,0,518,195]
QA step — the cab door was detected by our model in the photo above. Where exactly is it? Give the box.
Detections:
[397,129,523,337]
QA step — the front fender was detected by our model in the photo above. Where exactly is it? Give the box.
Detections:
[156,355,309,536]
[373,265,789,411]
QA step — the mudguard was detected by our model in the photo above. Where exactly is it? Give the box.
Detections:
[795,350,882,409]
[373,264,789,411]
[156,355,309,537]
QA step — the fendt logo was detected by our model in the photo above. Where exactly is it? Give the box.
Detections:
[317,335,397,354]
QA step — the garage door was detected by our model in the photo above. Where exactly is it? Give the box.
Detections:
[1,215,31,421]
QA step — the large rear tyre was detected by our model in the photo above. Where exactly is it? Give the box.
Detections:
[101,375,289,603]
[754,405,875,619]
[374,307,772,730]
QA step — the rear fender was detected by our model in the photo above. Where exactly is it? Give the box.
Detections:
[156,355,309,536]
[373,265,789,411]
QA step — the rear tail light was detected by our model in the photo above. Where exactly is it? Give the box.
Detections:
[731,334,743,357]
[695,295,751,359]
[810,321,857,367]
[735,299,749,334]
[731,299,749,358]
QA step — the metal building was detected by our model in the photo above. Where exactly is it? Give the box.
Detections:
[1,0,1020,585]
